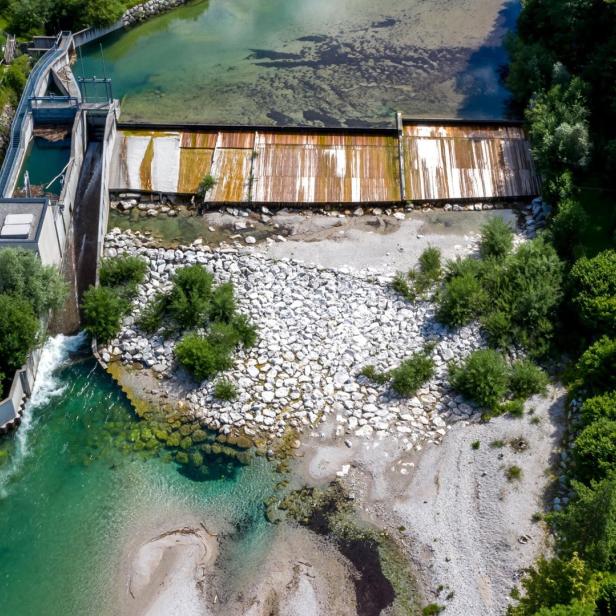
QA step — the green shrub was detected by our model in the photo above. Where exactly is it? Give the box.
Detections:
[137,292,168,334]
[422,604,444,616]
[0,247,67,316]
[231,314,258,348]
[508,554,603,616]
[509,360,549,398]
[437,272,487,328]
[198,174,217,197]
[596,578,616,616]
[209,282,236,323]
[481,310,511,349]
[419,246,442,279]
[214,379,237,401]
[575,337,616,394]
[490,238,564,357]
[444,256,485,281]
[552,477,616,573]
[471,440,480,450]
[390,352,435,397]
[580,392,616,426]
[99,255,147,289]
[550,198,589,261]
[479,217,514,259]
[391,272,414,301]
[0,294,39,376]
[81,286,126,343]
[506,465,523,481]
[570,250,616,336]
[498,398,525,417]
[360,364,390,385]
[168,265,214,329]
[175,333,233,381]
[533,601,597,616]
[449,349,509,410]
[573,420,616,484]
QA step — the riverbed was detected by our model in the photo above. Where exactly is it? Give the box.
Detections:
[0,335,279,615]
[78,0,519,126]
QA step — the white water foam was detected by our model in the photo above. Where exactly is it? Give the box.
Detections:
[0,332,87,497]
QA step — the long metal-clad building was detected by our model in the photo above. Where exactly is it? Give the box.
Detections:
[111,121,540,204]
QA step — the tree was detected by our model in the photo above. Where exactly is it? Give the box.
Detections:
[580,392,616,427]
[81,286,126,343]
[0,294,39,376]
[508,554,603,616]
[575,337,616,394]
[526,77,590,190]
[570,251,616,336]
[0,248,67,316]
[552,477,616,573]
[573,420,616,483]
[550,198,589,262]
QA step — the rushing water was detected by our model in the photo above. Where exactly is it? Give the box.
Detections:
[0,335,277,615]
[78,0,520,126]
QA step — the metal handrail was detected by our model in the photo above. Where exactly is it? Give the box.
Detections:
[0,34,73,196]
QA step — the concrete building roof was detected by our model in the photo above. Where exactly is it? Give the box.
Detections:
[0,198,48,245]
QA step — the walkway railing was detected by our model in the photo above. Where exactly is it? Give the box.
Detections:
[0,35,73,197]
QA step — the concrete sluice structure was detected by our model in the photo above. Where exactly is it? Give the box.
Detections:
[111,120,540,205]
[0,32,118,431]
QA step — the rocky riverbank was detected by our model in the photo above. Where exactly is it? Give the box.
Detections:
[101,228,491,448]
[122,0,188,27]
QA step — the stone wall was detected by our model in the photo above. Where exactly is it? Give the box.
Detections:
[123,0,188,26]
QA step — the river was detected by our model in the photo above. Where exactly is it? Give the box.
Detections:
[78,0,520,126]
[0,335,277,615]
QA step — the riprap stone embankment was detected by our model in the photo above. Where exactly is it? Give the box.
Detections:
[102,229,485,446]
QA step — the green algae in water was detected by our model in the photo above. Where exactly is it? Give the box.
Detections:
[0,337,278,616]
[78,0,517,126]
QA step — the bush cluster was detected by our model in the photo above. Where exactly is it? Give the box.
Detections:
[449,350,548,413]
[82,255,147,343]
[133,264,257,382]
[436,236,563,358]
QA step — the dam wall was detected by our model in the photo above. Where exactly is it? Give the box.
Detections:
[110,119,540,206]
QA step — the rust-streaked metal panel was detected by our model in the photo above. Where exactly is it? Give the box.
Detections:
[403,125,540,200]
[208,148,251,202]
[258,132,395,147]
[218,131,255,149]
[180,131,218,149]
[252,142,400,203]
[178,148,214,193]
[404,124,528,140]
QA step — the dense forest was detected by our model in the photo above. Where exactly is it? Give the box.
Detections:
[0,0,132,36]
[505,1,616,614]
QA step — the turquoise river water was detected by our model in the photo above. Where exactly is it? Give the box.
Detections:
[0,335,278,615]
[78,0,520,126]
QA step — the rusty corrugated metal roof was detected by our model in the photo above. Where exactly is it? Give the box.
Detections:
[208,148,251,202]
[178,148,214,193]
[403,125,540,200]
[111,125,540,203]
